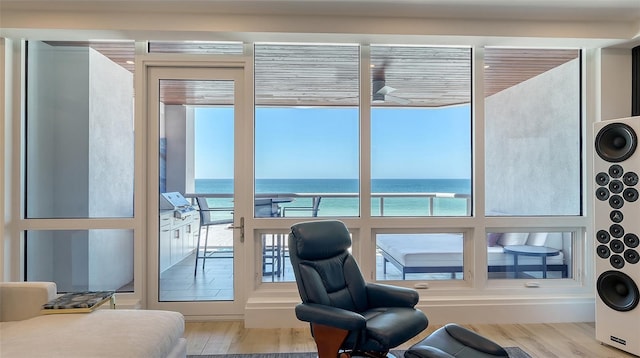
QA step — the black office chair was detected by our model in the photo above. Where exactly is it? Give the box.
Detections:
[289,220,429,358]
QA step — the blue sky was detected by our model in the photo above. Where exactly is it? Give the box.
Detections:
[194,105,471,180]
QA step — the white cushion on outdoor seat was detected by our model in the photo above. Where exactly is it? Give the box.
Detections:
[377,234,564,269]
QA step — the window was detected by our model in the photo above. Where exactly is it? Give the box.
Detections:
[26,230,134,292]
[370,46,472,217]
[376,232,465,281]
[484,48,581,216]
[260,231,293,283]
[14,40,587,303]
[486,231,573,280]
[254,44,360,217]
[23,40,135,292]
[193,107,235,223]
[25,41,134,218]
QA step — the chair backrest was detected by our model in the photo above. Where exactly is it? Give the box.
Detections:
[288,220,369,313]
[255,198,280,217]
[195,197,213,225]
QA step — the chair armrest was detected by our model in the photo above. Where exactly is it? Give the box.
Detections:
[295,303,366,331]
[0,282,57,322]
[365,283,419,308]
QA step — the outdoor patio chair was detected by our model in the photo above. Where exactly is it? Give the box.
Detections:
[194,197,233,275]
[255,198,284,275]
[282,196,322,217]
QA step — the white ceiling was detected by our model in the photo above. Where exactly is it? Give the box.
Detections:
[2,0,639,22]
[2,0,639,49]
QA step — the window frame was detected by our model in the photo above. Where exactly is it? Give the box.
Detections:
[5,40,593,304]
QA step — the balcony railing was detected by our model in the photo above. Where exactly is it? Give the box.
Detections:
[185,192,471,217]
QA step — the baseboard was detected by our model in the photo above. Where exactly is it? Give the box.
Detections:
[245,295,307,328]
[244,296,595,328]
[416,297,595,325]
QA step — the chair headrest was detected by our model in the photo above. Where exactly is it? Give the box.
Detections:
[290,220,351,260]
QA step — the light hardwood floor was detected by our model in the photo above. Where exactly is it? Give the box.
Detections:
[184,321,636,357]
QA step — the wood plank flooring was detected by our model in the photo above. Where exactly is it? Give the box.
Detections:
[184,321,636,357]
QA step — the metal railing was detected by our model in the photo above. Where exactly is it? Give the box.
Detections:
[184,192,471,217]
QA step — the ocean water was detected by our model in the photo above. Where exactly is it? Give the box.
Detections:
[195,178,471,217]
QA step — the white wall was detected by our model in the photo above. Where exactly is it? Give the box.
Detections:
[87,48,134,290]
[88,48,134,217]
[485,59,581,215]
[601,48,633,121]
[164,105,196,195]
[165,105,188,194]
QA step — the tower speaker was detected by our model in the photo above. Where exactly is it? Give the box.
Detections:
[593,116,640,356]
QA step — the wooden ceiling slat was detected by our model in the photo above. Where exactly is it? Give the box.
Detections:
[43,41,578,107]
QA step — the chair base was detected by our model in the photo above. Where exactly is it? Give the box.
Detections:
[405,324,509,358]
[312,324,396,358]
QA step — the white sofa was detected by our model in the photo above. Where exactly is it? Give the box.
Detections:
[377,232,569,279]
[0,282,186,358]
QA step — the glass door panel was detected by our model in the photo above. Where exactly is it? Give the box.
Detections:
[148,66,244,316]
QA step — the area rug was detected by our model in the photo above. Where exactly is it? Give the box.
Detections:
[188,347,531,358]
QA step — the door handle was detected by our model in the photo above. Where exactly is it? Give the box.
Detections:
[229,216,245,242]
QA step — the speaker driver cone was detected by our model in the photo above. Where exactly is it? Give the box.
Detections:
[595,123,637,163]
[610,239,625,253]
[609,180,624,194]
[596,172,610,186]
[597,270,639,312]
[624,233,639,248]
[597,230,611,244]
[623,172,639,186]
[609,195,624,209]
[624,188,639,202]
[596,187,610,201]
[610,224,625,238]
[610,255,625,269]
[625,249,640,264]
[609,165,624,178]
[597,245,611,259]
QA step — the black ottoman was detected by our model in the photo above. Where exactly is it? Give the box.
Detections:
[405,324,509,358]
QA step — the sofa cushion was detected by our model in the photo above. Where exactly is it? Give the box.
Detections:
[497,232,529,246]
[526,232,549,246]
[487,233,502,247]
[0,309,184,357]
